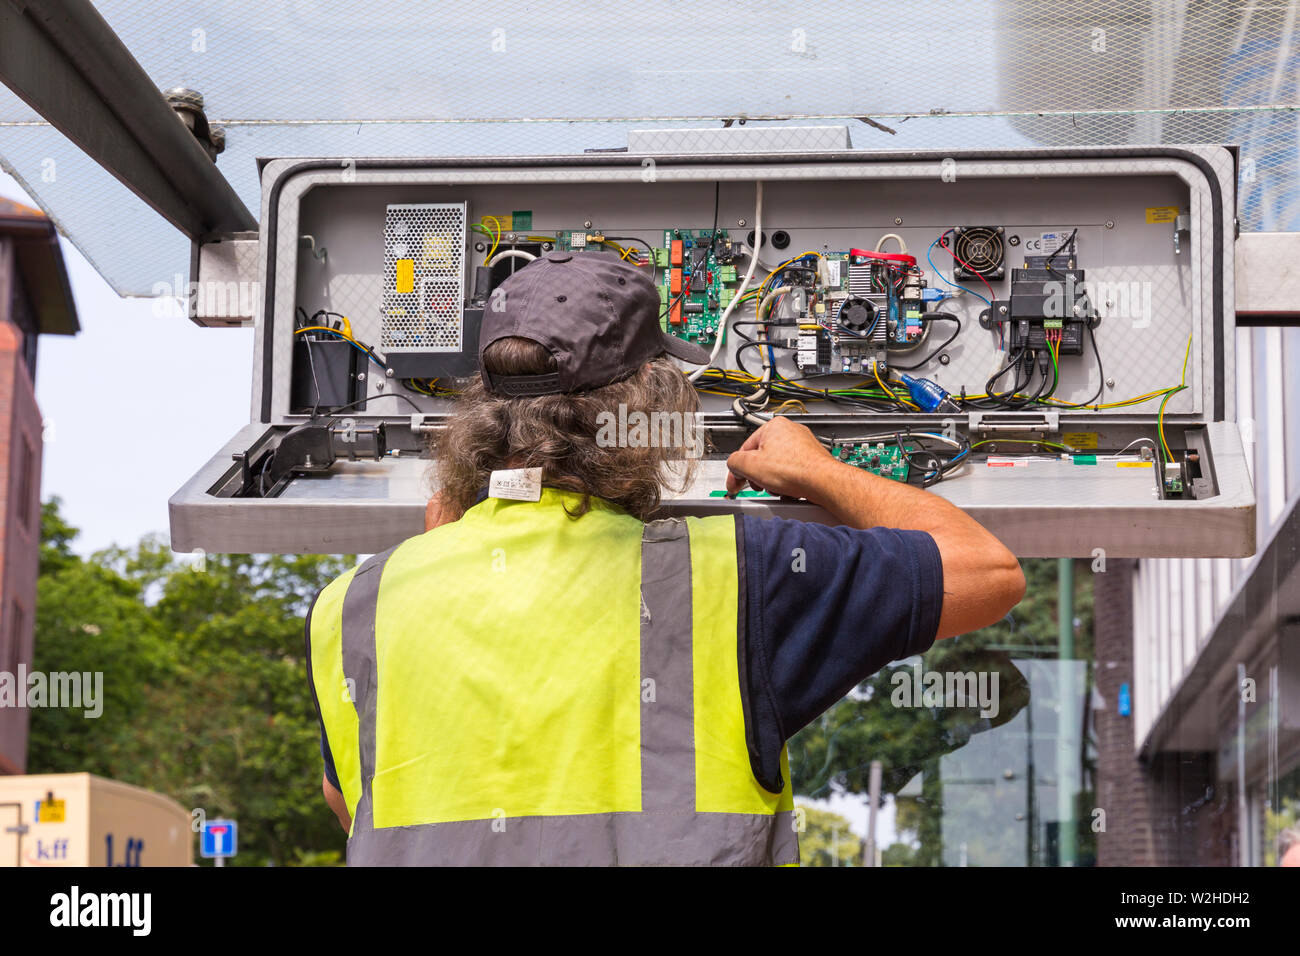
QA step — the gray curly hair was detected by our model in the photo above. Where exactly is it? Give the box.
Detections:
[434,337,701,521]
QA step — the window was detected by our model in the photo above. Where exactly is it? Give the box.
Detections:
[14,436,34,532]
[2,601,20,678]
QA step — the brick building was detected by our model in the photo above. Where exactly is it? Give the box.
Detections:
[0,198,78,774]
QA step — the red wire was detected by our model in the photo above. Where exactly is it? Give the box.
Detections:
[938,232,997,303]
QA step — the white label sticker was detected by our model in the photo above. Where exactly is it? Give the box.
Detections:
[1023,231,1077,257]
[488,467,543,501]
[825,259,842,287]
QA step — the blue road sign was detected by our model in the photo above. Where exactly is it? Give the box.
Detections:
[200,819,238,859]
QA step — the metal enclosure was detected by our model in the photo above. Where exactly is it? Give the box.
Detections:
[171,141,1254,557]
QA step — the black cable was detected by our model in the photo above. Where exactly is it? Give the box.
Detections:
[890,314,960,371]
[603,235,658,282]
[323,392,424,416]
[1050,321,1106,409]
[982,347,1025,406]
[1046,228,1078,276]
[735,340,797,379]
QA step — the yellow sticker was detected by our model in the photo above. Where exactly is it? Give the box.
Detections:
[1062,431,1098,449]
[37,799,65,823]
[395,258,415,294]
[1146,206,1179,224]
[1116,461,1152,468]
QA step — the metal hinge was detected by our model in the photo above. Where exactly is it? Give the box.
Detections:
[967,411,1060,437]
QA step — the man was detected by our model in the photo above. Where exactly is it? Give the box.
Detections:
[306,250,1024,866]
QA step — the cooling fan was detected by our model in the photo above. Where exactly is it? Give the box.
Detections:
[952,225,1005,280]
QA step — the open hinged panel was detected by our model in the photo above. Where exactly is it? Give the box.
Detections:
[170,140,1254,557]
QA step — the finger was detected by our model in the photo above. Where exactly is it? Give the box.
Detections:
[725,450,757,495]
[736,423,767,453]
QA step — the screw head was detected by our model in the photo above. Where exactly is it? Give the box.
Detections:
[1106,377,1115,388]
[583,220,593,229]
[998,305,1008,314]
[738,218,747,227]
[356,372,366,382]
[894,217,903,225]
[1105,220,1115,229]
[385,367,395,378]
[938,353,951,365]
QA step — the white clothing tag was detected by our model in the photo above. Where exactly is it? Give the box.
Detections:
[488,467,543,501]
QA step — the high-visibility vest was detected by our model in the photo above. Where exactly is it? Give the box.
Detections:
[308,488,798,865]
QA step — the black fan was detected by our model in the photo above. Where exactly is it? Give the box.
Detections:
[952,226,1005,280]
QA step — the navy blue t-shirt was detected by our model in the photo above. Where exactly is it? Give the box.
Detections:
[310,512,944,793]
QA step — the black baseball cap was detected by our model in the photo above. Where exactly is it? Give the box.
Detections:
[479,250,711,396]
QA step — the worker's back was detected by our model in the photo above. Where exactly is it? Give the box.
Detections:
[308,488,797,866]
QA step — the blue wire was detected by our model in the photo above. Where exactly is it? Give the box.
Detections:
[923,445,968,481]
[927,239,991,307]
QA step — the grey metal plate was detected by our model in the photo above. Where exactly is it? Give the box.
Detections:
[172,145,1252,557]
[169,422,1253,558]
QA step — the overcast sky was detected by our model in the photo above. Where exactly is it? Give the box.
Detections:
[2,170,255,556]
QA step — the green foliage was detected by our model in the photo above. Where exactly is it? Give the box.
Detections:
[795,805,862,867]
[28,499,355,867]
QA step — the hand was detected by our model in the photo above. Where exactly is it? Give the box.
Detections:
[424,491,459,531]
[725,416,836,500]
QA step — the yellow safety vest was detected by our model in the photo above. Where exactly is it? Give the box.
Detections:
[308,487,797,865]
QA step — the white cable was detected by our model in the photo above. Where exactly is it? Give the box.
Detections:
[687,181,763,383]
[1115,437,1157,456]
[835,431,965,449]
[875,233,908,254]
[486,249,537,267]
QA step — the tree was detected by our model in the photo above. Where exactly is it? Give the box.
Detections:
[795,806,862,867]
[29,499,354,866]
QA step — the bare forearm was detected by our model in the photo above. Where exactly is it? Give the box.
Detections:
[803,457,976,535]
[725,416,1026,638]
[805,458,1025,638]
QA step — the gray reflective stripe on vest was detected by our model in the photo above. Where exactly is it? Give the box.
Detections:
[338,520,798,866]
[638,518,695,811]
[339,545,400,843]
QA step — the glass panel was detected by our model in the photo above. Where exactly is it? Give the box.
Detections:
[4,0,1300,295]
[790,557,1096,866]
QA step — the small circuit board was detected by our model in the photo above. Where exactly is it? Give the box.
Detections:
[659,229,739,346]
[829,441,910,481]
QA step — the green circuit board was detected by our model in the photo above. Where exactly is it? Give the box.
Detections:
[829,441,910,481]
[659,229,738,346]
